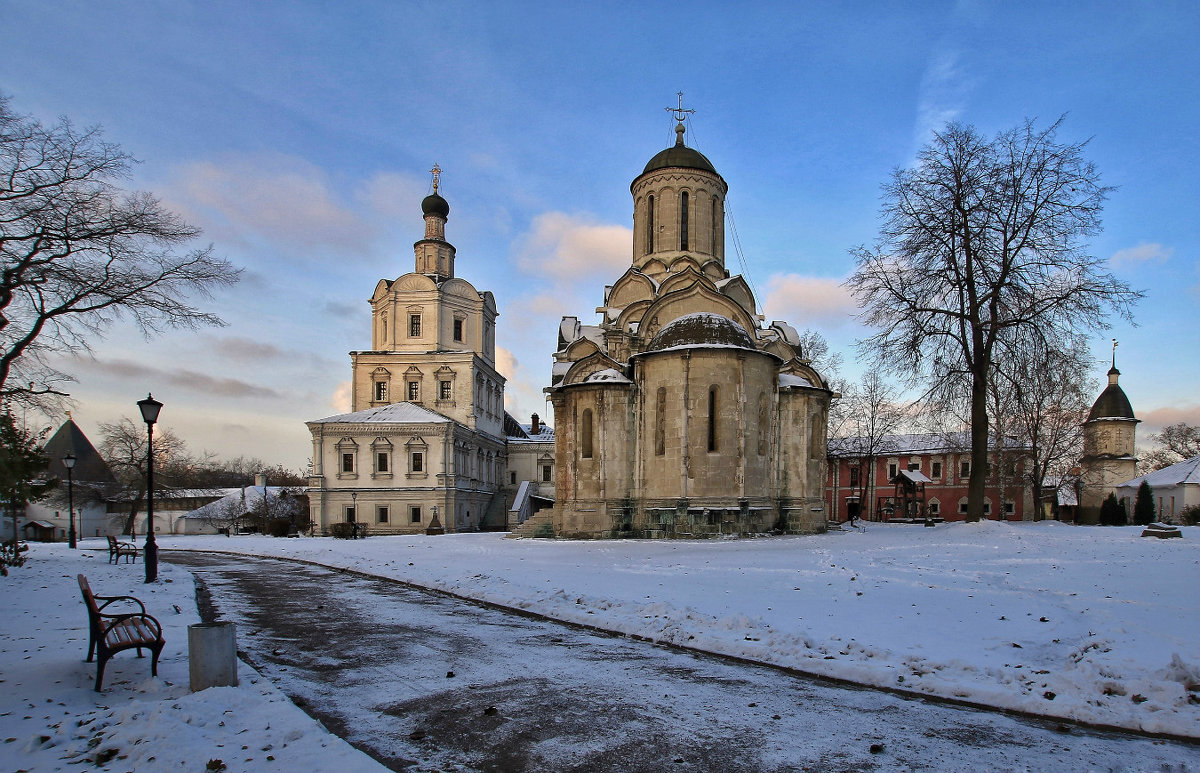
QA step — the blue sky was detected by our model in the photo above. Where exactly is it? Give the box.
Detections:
[2,1,1197,471]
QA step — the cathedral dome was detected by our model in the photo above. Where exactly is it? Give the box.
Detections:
[641,122,720,176]
[647,312,754,352]
[421,192,450,219]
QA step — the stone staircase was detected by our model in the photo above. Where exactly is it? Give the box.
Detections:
[507,508,556,538]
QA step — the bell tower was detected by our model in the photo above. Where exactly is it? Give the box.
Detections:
[414,164,455,280]
[1078,342,1139,523]
[629,94,728,278]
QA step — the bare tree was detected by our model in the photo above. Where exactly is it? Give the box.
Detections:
[97,417,186,535]
[797,328,843,383]
[1139,423,1200,472]
[196,492,244,536]
[990,334,1094,519]
[828,372,907,521]
[847,117,1140,522]
[0,95,240,408]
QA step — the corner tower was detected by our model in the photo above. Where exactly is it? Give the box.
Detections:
[1078,350,1138,523]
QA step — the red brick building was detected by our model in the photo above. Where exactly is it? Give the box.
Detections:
[826,433,1034,523]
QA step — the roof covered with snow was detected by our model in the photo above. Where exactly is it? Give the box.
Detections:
[829,432,1031,456]
[778,374,815,389]
[309,402,452,425]
[1117,455,1200,490]
[647,312,755,352]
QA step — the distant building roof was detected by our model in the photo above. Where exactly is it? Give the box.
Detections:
[828,432,1031,457]
[42,419,115,483]
[1117,455,1200,490]
[309,402,452,425]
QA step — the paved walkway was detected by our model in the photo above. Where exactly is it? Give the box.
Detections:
[166,551,1198,772]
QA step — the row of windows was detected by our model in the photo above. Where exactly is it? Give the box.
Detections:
[644,192,720,255]
[345,504,424,524]
[845,458,1020,485]
[340,449,424,475]
[382,313,467,342]
[374,377,457,404]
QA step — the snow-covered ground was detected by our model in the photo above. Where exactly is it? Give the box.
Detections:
[2,521,1197,772]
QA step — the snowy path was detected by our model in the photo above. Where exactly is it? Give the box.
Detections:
[167,551,1200,773]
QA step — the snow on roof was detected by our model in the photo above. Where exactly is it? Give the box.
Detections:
[1117,455,1200,490]
[183,486,295,520]
[899,469,933,484]
[828,432,1031,456]
[779,374,814,389]
[309,402,451,424]
[583,368,633,384]
[512,423,555,443]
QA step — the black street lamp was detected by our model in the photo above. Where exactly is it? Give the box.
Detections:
[138,393,163,583]
[63,452,77,549]
[350,491,358,539]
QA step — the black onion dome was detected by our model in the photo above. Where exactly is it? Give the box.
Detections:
[648,312,754,351]
[421,192,449,218]
[1087,382,1136,421]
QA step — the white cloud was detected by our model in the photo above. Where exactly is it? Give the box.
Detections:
[1109,242,1173,268]
[515,212,630,281]
[166,152,371,253]
[356,171,428,220]
[330,381,352,413]
[497,345,549,424]
[763,274,858,328]
[913,50,971,147]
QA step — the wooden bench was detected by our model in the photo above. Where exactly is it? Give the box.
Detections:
[106,535,140,564]
[78,574,164,691]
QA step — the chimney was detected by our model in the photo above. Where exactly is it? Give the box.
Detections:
[254,473,267,488]
[530,413,540,435]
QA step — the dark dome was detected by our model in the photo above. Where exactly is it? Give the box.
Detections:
[648,312,754,352]
[1087,383,1135,421]
[421,193,449,218]
[643,144,719,176]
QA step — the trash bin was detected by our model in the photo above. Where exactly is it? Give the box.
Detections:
[188,621,238,691]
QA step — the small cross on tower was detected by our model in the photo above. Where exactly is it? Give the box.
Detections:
[430,163,442,194]
[665,91,695,123]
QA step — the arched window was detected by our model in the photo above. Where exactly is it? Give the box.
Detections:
[646,195,655,254]
[707,386,719,452]
[581,408,593,459]
[711,197,718,254]
[655,387,666,456]
[757,393,768,456]
[680,191,689,251]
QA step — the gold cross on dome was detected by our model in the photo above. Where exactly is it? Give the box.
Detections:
[665,91,695,122]
[430,163,442,194]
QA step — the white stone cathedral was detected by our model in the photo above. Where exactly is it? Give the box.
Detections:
[533,114,835,538]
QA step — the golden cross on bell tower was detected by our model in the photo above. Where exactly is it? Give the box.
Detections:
[665,91,695,123]
[1112,338,1119,368]
[430,163,442,194]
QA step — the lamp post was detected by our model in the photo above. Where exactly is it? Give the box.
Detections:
[63,452,77,549]
[138,393,163,583]
[350,491,358,539]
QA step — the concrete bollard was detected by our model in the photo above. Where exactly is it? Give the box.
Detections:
[188,621,239,691]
